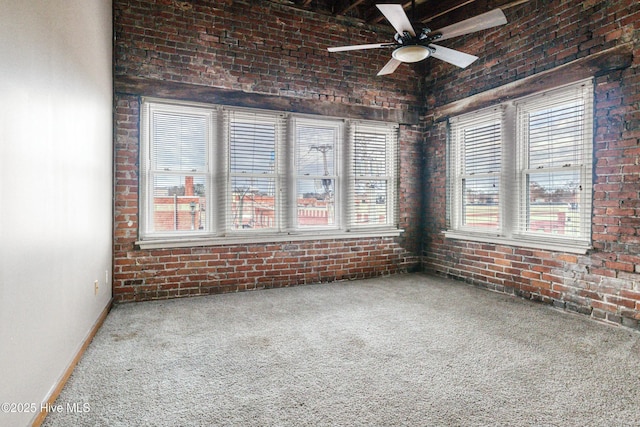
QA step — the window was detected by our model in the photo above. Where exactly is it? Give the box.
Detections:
[293,118,341,230]
[227,110,284,232]
[449,107,504,232]
[447,79,593,252]
[140,99,399,246]
[141,103,213,236]
[352,123,397,228]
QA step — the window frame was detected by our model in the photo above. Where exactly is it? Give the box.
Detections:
[139,101,216,240]
[445,79,594,254]
[448,106,505,235]
[291,116,343,232]
[138,98,401,249]
[349,121,399,231]
[224,108,285,235]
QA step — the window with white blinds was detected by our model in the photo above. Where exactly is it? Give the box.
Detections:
[294,118,341,229]
[141,103,213,236]
[447,79,593,251]
[449,108,503,232]
[139,99,399,243]
[516,83,593,244]
[351,122,398,229]
[227,110,283,232]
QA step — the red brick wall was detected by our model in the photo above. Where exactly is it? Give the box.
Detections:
[113,0,422,302]
[422,0,640,329]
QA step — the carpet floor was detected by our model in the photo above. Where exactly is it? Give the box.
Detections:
[43,273,640,426]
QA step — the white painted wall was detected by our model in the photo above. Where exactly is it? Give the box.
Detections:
[0,1,113,425]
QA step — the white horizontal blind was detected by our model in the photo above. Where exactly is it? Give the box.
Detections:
[350,122,398,228]
[294,119,341,229]
[449,108,503,232]
[516,80,593,242]
[143,104,212,237]
[225,109,284,232]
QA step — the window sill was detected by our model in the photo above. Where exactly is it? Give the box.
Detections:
[443,231,591,255]
[136,228,404,250]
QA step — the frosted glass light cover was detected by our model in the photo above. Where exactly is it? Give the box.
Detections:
[392,45,430,63]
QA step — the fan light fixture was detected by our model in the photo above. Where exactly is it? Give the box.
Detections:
[327,5,507,75]
[392,45,431,63]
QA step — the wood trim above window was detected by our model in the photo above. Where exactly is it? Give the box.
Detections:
[434,42,633,122]
[115,75,420,125]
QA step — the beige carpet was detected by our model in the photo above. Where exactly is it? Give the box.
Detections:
[43,273,640,426]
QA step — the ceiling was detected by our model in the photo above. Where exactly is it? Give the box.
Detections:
[287,0,527,32]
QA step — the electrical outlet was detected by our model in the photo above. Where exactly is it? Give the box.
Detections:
[94,280,99,295]
[105,269,109,286]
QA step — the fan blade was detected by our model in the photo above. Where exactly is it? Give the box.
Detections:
[377,4,416,37]
[436,9,507,42]
[328,43,394,52]
[377,58,402,76]
[429,44,479,68]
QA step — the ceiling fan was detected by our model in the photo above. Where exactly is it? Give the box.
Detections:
[327,3,507,76]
